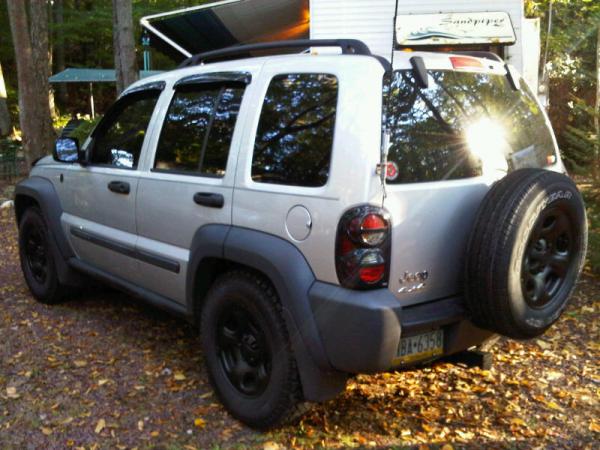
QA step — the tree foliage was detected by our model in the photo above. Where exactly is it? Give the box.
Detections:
[0,1,203,120]
[525,0,600,181]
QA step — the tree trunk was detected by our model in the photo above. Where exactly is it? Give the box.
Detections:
[0,62,10,136]
[53,0,68,106]
[594,26,600,184]
[7,0,55,166]
[112,0,138,95]
[30,0,56,120]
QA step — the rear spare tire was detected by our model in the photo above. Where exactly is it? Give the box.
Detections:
[465,169,587,339]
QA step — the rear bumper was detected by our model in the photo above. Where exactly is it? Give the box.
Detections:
[309,281,493,374]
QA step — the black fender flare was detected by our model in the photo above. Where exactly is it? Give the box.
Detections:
[14,176,83,286]
[15,176,73,259]
[187,225,347,401]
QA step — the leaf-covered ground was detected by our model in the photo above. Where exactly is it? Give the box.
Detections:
[1,203,598,449]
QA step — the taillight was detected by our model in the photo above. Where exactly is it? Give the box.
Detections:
[336,205,391,289]
[449,56,484,71]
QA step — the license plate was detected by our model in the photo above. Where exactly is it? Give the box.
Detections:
[394,329,444,365]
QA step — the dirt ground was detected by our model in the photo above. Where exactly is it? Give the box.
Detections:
[0,204,598,450]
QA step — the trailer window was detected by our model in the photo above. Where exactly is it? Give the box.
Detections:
[384,70,557,184]
[252,73,338,187]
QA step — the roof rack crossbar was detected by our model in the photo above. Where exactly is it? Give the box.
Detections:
[178,39,372,68]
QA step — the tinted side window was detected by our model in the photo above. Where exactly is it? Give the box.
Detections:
[91,91,159,169]
[154,85,244,177]
[252,74,338,187]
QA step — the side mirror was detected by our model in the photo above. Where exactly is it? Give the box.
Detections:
[53,137,80,163]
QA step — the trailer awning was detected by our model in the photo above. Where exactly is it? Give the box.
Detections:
[49,68,163,83]
[141,0,309,61]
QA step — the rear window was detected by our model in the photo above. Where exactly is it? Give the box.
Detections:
[384,70,557,184]
[251,73,338,187]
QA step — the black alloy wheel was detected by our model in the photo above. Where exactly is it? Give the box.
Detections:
[216,303,272,397]
[522,205,575,308]
[23,223,49,284]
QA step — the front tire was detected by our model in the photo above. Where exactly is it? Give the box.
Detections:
[18,207,69,304]
[200,271,303,429]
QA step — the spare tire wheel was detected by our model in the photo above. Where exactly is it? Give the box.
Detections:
[465,169,587,339]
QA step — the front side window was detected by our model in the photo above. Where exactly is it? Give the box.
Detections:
[252,73,338,187]
[385,70,557,183]
[90,91,160,169]
[154,85,244,177]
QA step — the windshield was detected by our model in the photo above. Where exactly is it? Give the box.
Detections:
[384,70,557,184]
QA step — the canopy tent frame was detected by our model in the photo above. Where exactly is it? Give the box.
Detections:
[49,68,163,118]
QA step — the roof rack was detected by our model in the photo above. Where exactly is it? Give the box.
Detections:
[178,39,372,68]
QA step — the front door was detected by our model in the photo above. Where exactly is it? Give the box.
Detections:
[134,71,253,304]
[61,87,163,281]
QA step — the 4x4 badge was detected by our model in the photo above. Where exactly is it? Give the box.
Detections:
[398,270,429,293]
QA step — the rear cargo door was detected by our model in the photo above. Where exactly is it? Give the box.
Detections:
[383,58,560,305]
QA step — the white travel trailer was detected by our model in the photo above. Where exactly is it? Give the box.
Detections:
[141,0,541,88]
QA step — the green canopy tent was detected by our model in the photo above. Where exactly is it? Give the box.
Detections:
[49,68,163,118]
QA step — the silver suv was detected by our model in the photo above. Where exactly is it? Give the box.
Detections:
[15,40,587,429]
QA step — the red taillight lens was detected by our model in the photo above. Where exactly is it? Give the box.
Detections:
[336,205,391,290]
[348,213,389,247]
[449,56,484,70]
[359,265,385,284]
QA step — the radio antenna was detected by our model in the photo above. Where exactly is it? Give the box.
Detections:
[380,0,400,207]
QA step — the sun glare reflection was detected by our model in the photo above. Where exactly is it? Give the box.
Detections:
[465,118,510,175]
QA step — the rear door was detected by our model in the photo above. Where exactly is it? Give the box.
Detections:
[134,71,253,304]
[384,56,561,305]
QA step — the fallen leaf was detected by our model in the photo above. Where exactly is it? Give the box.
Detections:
[74,360,87,368]
[94,419,105,434]
[590,420,600,433]
[137,420,144,431]
[263,442,280,450]
[545,370,564,381]
[41,427,52,436]
[536,340,551,349]
[194,418,206,429]
[98,379,109,386]
[6,387,19,399]
[174,372,186,381]
[546,401,562,411]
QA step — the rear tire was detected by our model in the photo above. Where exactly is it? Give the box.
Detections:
[200,270,303,429]
[465,169,587,339]
[18,207,70,304]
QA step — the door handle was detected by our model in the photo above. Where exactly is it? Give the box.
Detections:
[108,180,130,195]
[193,192,224,208]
